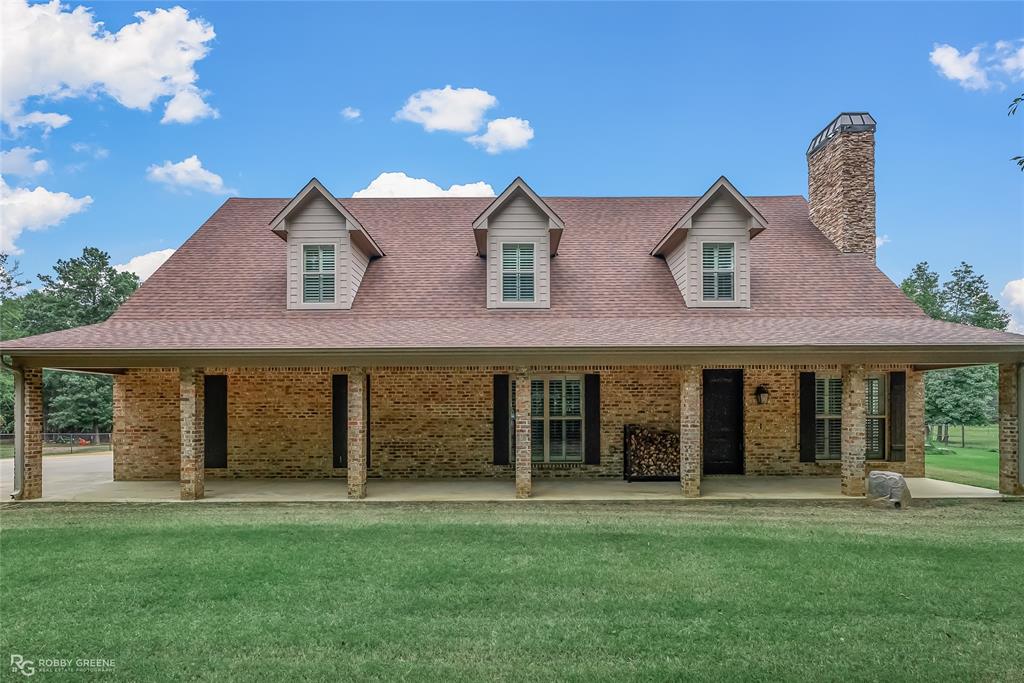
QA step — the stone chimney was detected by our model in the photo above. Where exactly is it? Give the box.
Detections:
[806,112,877,259]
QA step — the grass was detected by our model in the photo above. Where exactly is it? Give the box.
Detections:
[0,444,113,459]
[2,501,1023,681]
[925,424,1000,490]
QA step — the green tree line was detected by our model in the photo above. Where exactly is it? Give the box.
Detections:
[1,249,139,434]
[899,261,1010,446]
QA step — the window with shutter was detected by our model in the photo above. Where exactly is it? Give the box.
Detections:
[501,243,536,302]
[865,374,888,459]
[815,377,843,459]
[302,244,336,303]
[701,242,735,301]
[510,376,584,464]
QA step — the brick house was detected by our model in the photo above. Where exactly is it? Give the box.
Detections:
[5,112,1024,500]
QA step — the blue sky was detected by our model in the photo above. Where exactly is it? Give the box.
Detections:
[1,1,1022,324]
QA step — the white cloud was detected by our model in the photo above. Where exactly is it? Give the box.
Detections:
[352,172,494,198]
[341,106,362,121]
[930,44,990,90]
[161,87,219,124]
[875,234,891,249]
[114,248,175,281]
[71,142,110,159]
[395,86,497,133]
[1,0,218,132]
[0,147,49,177]
[0,176,92,253]
[146,155,235,195]
[1003,279,1024,334]
[466,117,534,154]
[996,42,1024,80]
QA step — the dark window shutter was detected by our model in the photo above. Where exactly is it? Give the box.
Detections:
[584,374,601,464]
[365,374,372,470]
[799,372,816,463]
[203,375,228,468]
[332,375,348,468]
[493,375,510,465]
[889,372,906,462]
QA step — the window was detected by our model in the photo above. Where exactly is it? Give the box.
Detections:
[501,243,535,302]
[815,377,843,460]
[511,377,584,463]
[866,374,887,459]
[702,242,735,301]
[302,244,335,303]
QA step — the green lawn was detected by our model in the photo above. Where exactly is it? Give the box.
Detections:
[2,502,1023,681]
[925,424,1000,490]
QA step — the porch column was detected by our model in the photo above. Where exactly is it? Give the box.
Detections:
[840,364,866,496]
[179,367,205,500]
[515,369,532,498]
[998,363,1023,495]
[347,368,367,499]
[679,366,701,498]
[12,367,43,500]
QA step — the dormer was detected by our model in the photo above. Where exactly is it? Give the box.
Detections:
[473,177,564,309]
[270,178,383,310]
[651,176,766,309]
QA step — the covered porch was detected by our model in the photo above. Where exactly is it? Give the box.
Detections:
[0,454,1003,502]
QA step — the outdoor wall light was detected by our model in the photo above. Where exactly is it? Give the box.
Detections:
[754,385,770,405]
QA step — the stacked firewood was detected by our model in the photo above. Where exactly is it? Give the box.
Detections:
[624,425,680,480]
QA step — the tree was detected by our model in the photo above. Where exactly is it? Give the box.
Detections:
[1010,92,1024,171]
[899,262,943,319]
[901,261,1009,445]
[1,248,138,434]
[0,253,29,302]
[941,262,1011,330]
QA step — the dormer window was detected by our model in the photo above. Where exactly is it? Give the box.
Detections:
[501,243,536,302]
[701,242,735,302]
[303,244,336,303]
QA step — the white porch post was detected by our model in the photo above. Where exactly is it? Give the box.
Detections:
[179,367,205,500]
[840,364,866,496]
[347,368,368,499]
[515,369,532,499]
[679,366,702,498]
[998,363,1023,495]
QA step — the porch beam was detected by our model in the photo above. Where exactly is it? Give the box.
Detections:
[179,367,205,500]
[679,366,701,498]
[347,368,367,499]
[514,369,531,498]
[840,364,866,496]
[998,363,1023,495]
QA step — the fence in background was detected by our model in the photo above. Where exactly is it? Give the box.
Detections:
[0,433,113,457]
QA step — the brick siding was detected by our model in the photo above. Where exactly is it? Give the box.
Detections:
[112,364,924,481]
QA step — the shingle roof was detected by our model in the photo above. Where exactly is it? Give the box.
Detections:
[5,195,1024,354]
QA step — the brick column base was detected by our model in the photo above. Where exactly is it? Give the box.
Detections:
[348,369,367,499]
[841,364,866,496]
[998,364,1023,495]
[515,371,532,499]
[679,366,701,498]
[17,368,44,500]
[179,368,205,500]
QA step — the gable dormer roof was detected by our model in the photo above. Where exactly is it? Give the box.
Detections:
[472,177,564,256]
[269,177,384,257]
[650,176,767,256]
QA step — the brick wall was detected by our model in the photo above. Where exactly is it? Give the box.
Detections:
[113,364,923,480]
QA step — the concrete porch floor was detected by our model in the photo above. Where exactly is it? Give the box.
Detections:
[0,454,1003,503]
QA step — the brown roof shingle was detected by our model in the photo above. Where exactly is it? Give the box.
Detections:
[5,195,1024,354]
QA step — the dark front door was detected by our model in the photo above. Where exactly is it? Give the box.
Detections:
[702,369,744,474]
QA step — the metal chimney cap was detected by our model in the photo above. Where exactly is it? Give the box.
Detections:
[806,112,876,157]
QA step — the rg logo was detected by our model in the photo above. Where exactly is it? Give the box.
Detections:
[9,655,35,677]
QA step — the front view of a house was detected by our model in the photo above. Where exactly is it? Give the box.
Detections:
[6,112,1024,500]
